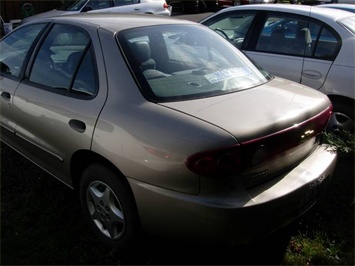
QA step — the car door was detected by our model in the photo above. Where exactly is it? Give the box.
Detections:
[0,23,47,145]
[246,12,339,90]
[11,23,107,187]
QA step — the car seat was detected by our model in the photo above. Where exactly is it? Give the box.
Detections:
[131,41,156,71]
[66,51,83,75]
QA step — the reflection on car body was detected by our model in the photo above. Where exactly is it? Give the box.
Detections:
[0,13,337,248]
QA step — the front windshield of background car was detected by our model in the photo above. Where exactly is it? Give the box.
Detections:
[67,0,89,11]
[118,25,272,102]
[338,16,355,35]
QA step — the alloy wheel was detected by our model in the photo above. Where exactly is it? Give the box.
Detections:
[86,181,125,239]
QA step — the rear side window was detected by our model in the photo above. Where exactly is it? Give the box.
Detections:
[255,14,340,60]
[0,24,46,77]
[29,24,98,97]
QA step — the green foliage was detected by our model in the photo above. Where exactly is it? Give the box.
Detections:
[284,231,342,265]
[323,130,355,154]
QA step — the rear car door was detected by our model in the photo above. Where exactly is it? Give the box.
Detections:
[11,23,107,186]
[246,12,339,90]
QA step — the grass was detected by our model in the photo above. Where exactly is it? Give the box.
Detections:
[1,142,354,265]
[281,148,354,265]
[285,231,342,265]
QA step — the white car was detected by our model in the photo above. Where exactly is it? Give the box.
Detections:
[319,3,355,12]
[21,0,171,24]
[337,0,355,3]
[201,4,355,133]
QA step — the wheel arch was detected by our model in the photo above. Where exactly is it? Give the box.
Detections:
[326,94,354,132]
[70,150,131,193]
[327,94,354,115]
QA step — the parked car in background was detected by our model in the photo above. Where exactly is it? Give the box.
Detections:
[298,0,337,5]
[201,4,355,134]
[0,13,337,248]
[319,3,355,12]
[167,0,217,14]
[21,0,171,24]
[336,0,355,3]
[217,0,276,6]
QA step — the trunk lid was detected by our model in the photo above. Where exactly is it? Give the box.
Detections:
[160,77,331,142]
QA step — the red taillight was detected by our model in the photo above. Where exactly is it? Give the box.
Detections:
[185,145,242,176]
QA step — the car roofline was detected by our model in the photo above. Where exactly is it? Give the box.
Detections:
[213,4,354,20]
[24,13,196,32]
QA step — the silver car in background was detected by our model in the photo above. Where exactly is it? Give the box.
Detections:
[21,0,171,24]
[201,4,355,134]
[0,13,337,248]
[318,3,355,12]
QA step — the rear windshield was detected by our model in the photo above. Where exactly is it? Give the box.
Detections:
[338,16,355,35]
[117,24,271,102]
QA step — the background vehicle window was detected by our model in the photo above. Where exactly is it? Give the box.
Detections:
[29,24,96,96]
[0,24,46,77]
[256,15,339,60]
[87,0,111,10]
[204,13,256,49]
[314,27,338,60]
[256,16,307,55]
[114,0,137,6]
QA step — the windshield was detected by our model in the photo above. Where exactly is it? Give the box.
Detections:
[338,16,355,35]
[117,25,272,102]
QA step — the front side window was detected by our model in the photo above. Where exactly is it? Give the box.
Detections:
[114,0,137,6]
[86,0,111,10]
[0,24,46,77]
[203,12,257,49]
[118,25,271,102]
[29,24,98,97]
[67,0,88,11]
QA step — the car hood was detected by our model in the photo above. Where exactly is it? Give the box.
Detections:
[159,77,331,142]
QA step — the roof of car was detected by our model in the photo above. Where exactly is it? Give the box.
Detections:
[214,3,354,20]
[26,13,195,32]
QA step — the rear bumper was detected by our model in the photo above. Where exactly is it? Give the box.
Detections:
[128,145,337,244]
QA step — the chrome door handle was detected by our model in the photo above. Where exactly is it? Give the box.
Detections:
[69,119,86,133]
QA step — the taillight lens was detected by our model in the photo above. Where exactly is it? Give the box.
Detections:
[186,145,242,176]
[163,2,169,9]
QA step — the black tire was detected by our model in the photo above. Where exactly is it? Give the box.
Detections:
[79,164,141,248]
[327,101,354,133]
